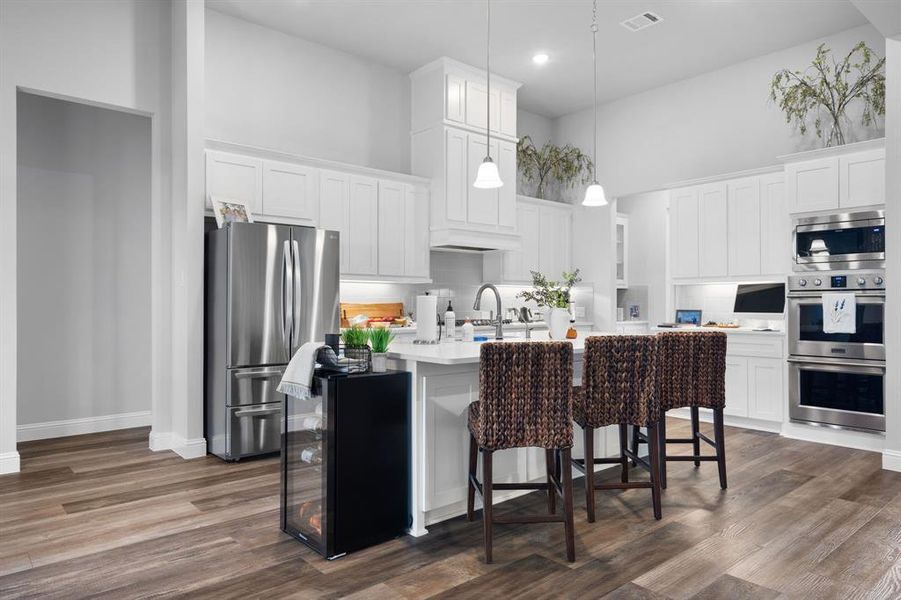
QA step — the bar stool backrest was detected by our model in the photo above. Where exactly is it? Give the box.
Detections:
[656,331,727,411]
[580,335,658,428]
[475,342,574,451]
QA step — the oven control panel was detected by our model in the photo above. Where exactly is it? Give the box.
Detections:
[788,271,885,292]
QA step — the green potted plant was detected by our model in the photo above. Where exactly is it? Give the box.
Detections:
[770,41,885,147]
[341,326,371,371]
[368,327,395,373]
[518,270,582,340]
[516,136,593,200]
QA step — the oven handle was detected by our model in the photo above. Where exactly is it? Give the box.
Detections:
[787,356,886,371]
[787,292,884,299]
[796,219,884,233]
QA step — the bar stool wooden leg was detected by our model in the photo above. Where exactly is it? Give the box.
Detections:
[467,433,477,521]
[690,407,701,467]
[545,449,556,515]
[658,415,668,489]
[630,425,640,466]
[619,423,629,483]
[714,408,727,489]
[481,449,494,563]
[561,447,576,562]
[647,421,662,520]
[583,426,596,523]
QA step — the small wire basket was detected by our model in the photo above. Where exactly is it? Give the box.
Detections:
[341,345,371,374]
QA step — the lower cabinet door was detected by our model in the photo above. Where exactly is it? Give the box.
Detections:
[724,356,750,418]
[748,357,784,422]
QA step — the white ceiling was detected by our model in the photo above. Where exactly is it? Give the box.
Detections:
[207,0,869,118]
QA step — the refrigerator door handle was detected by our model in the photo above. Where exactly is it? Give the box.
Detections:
[283,240,294,358]
[292,239,303,349]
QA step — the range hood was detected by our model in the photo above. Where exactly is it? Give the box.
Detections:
[429,227,522,252]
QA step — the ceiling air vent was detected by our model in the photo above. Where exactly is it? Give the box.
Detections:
[620,11,663,32]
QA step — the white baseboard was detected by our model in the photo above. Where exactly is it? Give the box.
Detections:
[668,407,782,434]
[0,451,21,474]
[171,434,207,459]
[883,449,901,472]
[16,410,152,442]
[781,421,884,453]
[148,431,173,452]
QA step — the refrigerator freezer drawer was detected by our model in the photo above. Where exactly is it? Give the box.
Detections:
[227,402,282,459]
[228,366,286,407]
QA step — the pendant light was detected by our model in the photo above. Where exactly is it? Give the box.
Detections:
[582,0,607,207]
[473,0,503,189]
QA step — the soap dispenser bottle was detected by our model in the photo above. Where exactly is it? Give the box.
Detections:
[444,301,456,339]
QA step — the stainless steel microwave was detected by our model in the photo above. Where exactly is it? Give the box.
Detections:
[792,210,885,271]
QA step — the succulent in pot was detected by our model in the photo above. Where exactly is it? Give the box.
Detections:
[368,327,395,373]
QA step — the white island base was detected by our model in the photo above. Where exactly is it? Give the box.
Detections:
[387,331,627,536]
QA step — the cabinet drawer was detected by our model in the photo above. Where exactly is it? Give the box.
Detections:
[726,335,783,359]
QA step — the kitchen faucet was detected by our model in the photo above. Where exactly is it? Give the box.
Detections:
[473,283,504,340]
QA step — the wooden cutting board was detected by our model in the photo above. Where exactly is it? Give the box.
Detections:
[340,302,404,328]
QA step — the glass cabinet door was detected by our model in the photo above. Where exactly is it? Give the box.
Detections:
[283,389,327,550]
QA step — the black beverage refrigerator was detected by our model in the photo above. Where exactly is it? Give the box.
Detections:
[281,370,411,559]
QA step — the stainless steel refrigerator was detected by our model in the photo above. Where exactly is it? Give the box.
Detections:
[205,222,340,460]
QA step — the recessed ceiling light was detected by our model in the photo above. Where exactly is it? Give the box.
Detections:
[532,53,549,66]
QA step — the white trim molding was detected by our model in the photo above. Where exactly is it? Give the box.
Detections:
[148,430,173,452]
[884,449,901,473]
[0,451,21,474]
[148,431,207,459]
[16,411,152,442]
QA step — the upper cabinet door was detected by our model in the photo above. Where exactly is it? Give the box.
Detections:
[670,187,700,279]
[499,90,517,137]
[496,141,517,229]
[786,157,839,213]
[445,128,468,223]
[465,81,487,131]
[538,206,572,278]
[727,177,761,276]
[466,134,500,226]
[261,161,319,223]
[319,170,350,273]
[698,183,728,277]
[405,184,431,279]
[840,148,885,208]
[347,176,379,275]
[377,180,406,276]
[445,75,466,124]
[505,203,541,281]
[205,151,262,214]
[759,173,789,276]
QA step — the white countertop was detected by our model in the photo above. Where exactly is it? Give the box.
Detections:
[651,325,785,336]
[387,330,593,365]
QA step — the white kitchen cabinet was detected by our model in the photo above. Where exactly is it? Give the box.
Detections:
[261,161,318,224]
[747,357,784,422]
[422,370,527,512]
[445,75,466,124]
[347,176,379,276]
[497,141,517,230]
[319,170,351,273]
[727,177,761,277]
[724,356,750,418]
[466,134,500,227]
[377,180,406,276]
[759,173,789,276]
[786,156,839,213]
[465,80,500,135]
[499,89,517,137]
[444,127,468,223]
[405,184,431,279]
[616,215,628,289]
[698,183,728,277]
[538,204,572,278]
[670,187,700,279]
[840,148,885,208]
[205,151,262,213]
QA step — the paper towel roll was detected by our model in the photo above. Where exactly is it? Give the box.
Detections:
[416,295,439,343]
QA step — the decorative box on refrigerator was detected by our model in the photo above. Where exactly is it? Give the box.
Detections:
[281,370,411,559]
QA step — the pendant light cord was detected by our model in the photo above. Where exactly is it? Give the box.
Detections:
[591,0,598,183]
[486,0,492,159]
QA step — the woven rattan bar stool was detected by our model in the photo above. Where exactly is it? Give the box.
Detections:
[571,335,662,522]
[631,331,728,489]
[467,341,576,563]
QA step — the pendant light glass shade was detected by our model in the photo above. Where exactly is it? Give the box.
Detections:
[582,181,607,206]
[473,157,503,189]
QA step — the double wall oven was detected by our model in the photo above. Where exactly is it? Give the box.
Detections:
[788,210,886,432]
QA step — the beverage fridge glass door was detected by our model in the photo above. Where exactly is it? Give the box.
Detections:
[227,223,292,367]
[282,390,327,553]
[290,228,340,353]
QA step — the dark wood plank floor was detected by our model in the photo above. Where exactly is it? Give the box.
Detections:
[2,420,901,599]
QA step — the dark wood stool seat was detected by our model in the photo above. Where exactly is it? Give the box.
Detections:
[571,335,662,522]
[467,341,576,564]
[631,331,728,489]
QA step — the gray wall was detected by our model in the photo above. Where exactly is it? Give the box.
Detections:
[16,93,151,427]
[205,9,411,174]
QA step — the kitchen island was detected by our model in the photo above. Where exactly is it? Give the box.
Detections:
[387,331,622,536]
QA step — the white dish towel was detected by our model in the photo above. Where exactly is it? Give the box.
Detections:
[278,341,324,400]
[822,292,856,334]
